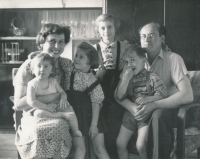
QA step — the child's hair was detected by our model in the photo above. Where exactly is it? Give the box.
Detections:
[36,23,71,50]
[94,13,121,33]
[77,42,99,69]
[30,53,54,72]
[123,44,146,59]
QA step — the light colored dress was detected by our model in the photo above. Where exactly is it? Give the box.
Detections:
[14,53,74,159]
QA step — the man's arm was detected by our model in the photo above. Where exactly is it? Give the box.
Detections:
[134,75,193,121]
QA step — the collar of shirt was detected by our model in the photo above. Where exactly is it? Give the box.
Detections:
[132,69,147,80]
[99,40,117,49]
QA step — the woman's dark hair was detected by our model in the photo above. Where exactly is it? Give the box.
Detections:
[77,42,99,69]
[123,44,146,59]
[36,23,71,50]
[30,53,54,72]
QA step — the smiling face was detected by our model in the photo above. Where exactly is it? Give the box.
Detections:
[140,23,164,55]
[74,48,91,73]
[123,51,145,76]
[98,21,115,44]
[41,34,65,59]
[33,59,53,80]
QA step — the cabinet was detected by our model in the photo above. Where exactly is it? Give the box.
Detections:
[0,6,103,125]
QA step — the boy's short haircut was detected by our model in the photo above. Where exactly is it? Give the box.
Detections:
[30,53,54,71]
[123,44,146,59]
[94,14,121,32]
[36,23,71,50]
[77,42,99,69]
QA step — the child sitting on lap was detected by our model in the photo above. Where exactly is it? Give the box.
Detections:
[27,53,82,137]
[115,44,168,159]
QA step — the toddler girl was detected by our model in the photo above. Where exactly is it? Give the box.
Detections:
[27,53,82,137]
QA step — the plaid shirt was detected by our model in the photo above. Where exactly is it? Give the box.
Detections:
[116,69,168,102]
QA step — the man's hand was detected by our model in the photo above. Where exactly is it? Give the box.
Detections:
[134,102,157,121]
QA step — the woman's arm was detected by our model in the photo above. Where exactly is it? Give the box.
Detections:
[134,75,194,121]
[14,85,61,111]
[55,80,68,109]
[27,84,48,110]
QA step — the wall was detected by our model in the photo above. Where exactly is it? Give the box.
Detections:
[107,0,200,70]
[0,0,103,8]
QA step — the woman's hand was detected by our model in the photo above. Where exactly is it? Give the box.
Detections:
[89,124,99,139]
[134,102,156,121]
[59,97,69,109]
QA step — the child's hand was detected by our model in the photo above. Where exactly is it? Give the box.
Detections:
[59,97,70,109]
[46,103,57,113]
[135,97,150,105]
[122,66,134,81]
[89,124,98,139]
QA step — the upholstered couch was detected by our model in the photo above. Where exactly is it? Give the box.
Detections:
[171,71,200,159]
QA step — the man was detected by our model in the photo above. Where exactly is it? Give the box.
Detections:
[117,22,193,159]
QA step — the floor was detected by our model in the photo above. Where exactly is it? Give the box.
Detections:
[0,127,198,159]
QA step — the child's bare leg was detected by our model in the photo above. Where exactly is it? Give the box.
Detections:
[73,136,86,159]
[92,133,110,159]
[116,125,134,159]
[136,125,148,159]
[57,106,82,137]
[33,109,73,118]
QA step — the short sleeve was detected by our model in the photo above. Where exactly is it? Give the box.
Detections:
[13,59,34,87]
[88,75,104,104]
[169,53,188,85]
[150,73,168,98]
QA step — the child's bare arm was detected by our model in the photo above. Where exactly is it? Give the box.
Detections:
[89,103,100,138]
[136,95,164,105]
[116,66,134,99]
[27,84,56,113]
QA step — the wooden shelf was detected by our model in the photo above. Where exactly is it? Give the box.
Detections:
[0,37,36,40]
[0,36,100,40]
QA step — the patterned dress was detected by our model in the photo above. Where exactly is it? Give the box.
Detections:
[14,53,74,159]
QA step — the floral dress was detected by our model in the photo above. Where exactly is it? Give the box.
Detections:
[65,70,105,136]
[14,53,74,159]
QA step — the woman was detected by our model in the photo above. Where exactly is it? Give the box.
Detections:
[14,23,74,159]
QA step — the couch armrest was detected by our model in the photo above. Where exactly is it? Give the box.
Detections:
[177,102,200,159]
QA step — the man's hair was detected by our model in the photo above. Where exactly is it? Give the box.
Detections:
[36,23,71,50]
[139,22,167,36]
[77,42,99,69]
[30,53,54,72]
[94,14,121,32]
[123,44,146,59]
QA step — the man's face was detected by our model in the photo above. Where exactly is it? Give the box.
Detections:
[140,23,163,54]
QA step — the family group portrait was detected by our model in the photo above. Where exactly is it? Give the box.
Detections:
[0,0,200,159]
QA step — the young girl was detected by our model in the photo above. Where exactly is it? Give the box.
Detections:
[115,45,168,159]
[93,13,130,157]
[27,53,82,137]
[65,42,108,159]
